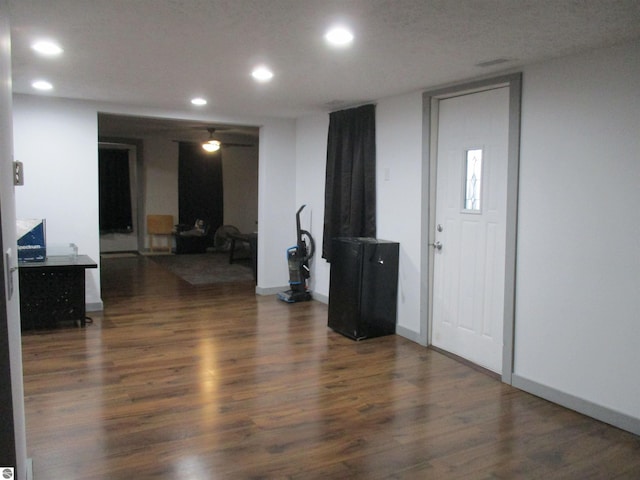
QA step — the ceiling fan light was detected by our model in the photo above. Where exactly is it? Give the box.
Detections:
[202,140,221,152]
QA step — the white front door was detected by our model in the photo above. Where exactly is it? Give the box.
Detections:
[431,86,509,373]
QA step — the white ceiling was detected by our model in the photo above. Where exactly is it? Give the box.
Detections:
[8,0,640,121]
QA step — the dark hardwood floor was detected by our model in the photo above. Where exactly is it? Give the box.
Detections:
[21,255,640,479]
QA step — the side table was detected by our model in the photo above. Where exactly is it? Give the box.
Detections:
[19,255,98,330]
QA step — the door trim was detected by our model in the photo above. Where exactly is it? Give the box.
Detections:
[421,73,522,384]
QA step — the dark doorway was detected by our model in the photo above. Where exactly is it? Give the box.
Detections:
[178,142,224,248]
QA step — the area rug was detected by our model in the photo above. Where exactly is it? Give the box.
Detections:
[100,252,140,259]
[149,252,254,285]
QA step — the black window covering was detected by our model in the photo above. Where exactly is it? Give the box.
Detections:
[322,104,376,261]
[98,148,133,233]
[178,142,224,246]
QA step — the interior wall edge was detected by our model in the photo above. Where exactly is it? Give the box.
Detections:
[395,324,424,346]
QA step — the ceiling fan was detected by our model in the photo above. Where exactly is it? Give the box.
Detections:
[201,127,254,153]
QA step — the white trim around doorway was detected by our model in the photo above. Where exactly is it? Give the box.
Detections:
[420,73,522,384]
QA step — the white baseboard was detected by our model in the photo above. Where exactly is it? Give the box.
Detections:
[395,324,423,344]
[86,301,104,312]
[255,285,289,296]
[255,286,328,306]
[512,374,640,436]
[311,292,328,304]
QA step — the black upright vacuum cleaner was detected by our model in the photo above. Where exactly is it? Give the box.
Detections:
[278,205,315,303]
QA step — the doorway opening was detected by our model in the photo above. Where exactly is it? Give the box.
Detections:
[97,114,259,260]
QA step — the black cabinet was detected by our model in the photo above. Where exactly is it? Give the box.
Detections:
[328,237,399,340]
[19,255,97,329]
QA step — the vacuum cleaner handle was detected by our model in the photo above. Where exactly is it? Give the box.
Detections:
[296,204,306,250]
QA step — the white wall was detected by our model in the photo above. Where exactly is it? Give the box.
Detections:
[295,114,330,298]
[514,40,640,421]
[376,93,424,338]
[13,95,102,309]
[143,136,179,250]
[256,119,297,291]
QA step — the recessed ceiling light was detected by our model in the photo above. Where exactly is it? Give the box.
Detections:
[324,26,354,47]
[31,80,53,91]
[251,66,274,82]
[191,97,207,106]
[31,40,63,56]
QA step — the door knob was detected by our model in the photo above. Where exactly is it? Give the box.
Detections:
[429,241,442,250]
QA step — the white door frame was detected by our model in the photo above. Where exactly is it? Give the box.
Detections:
[420,73,522,384]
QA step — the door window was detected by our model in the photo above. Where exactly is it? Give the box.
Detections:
[463,148,483,212]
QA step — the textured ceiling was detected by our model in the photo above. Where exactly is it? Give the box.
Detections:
[8,0,640,121]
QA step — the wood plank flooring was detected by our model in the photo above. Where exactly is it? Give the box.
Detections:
[21,255,640,479]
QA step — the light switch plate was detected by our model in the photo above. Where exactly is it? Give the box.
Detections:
[5,248,15,300]
[13,161,24,185]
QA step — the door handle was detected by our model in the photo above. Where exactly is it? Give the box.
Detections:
[429,241,442,250]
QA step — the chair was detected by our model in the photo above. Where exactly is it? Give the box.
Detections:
[146,215,173,253]
[213,224,240,252]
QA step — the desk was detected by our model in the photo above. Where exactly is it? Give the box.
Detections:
[228,232,257,283]
[19,255,98,330]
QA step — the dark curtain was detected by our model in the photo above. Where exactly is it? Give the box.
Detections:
[178,142,224,246]
[322,104,376,261]
[98,148,133,233]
